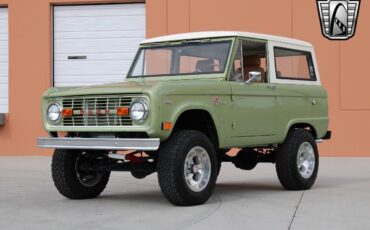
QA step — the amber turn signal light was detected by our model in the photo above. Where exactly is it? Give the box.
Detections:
[62,108,73,117]
[116,107,129,116]
[162,122,172,130]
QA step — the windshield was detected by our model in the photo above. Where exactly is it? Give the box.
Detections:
[128,41,232,78]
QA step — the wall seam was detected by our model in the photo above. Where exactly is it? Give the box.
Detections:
[291,0,294,38]
[188,0,190,32]
[339,41,342,110]
[165,0,168,34]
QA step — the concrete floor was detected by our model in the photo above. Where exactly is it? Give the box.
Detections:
[0,157,369,230]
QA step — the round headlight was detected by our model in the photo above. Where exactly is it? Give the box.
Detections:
[130,100,148,122]
[47,103,61,122]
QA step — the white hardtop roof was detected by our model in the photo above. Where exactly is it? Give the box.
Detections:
[141,31,312,47]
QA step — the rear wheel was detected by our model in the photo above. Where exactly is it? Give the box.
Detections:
[157,130,218,206]
[52,149,110,199]
[275,129,319,190]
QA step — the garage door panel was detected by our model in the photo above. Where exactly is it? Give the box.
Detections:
[54,78,130,87]
[0,98,7,105]
[54,30,145,40]
[0,105,6,112]
[0,8,7,113]
[0,63,7,75]
[0,19,8,30]
[0,34,7,41]
[54,4,145,87]
[55,82,118,87]
[0,76,8,84]
[0,9,6,19]
[54,4,145,17]
[54,38,140,54]
[0,54,8,62]
[55,16,145,32]
[55,60,132,75]
[54,52,137,61]
[0,40,7,48]
[0,84,8,96]
[55,74,125,86]
[0,25,7,34]
[0,82,7,97]
[0,48,7,55]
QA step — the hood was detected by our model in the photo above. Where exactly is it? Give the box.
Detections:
[44,80,158,98]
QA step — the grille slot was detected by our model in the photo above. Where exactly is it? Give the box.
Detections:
[62,96,133,127]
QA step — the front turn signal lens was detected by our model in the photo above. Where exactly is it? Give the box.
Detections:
[116,107,129,116]
[162,122,172,130]
[62,108,73,117]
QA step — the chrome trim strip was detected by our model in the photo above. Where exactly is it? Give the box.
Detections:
[37,137,160,151]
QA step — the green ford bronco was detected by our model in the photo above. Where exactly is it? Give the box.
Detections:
[38,31,331,206]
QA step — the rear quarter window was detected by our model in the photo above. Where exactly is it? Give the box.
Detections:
[274,47,316,81]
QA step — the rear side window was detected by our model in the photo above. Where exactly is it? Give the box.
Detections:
[274,47,316,81]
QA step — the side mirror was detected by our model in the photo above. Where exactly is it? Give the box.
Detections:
[246,71,262,83]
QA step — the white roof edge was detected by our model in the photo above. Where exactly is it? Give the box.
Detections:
[141,31,313,48]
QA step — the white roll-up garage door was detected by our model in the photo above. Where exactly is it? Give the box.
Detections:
[53,4,146,87]
[0,7,8,113]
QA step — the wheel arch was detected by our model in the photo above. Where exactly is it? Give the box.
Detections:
[285,122,318,140]
[172,109,220,148]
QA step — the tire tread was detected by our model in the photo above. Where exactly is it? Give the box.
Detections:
[157,130,217,206]
[275,129,319,190]
[52,149,110,199]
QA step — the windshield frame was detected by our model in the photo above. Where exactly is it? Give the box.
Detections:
[127,38,234,78]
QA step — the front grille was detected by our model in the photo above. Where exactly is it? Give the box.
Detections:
[62,96,133,126]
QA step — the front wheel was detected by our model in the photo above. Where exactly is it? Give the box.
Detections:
[275,129,319,190]
[52,149,110,199]
[157,130,218,206]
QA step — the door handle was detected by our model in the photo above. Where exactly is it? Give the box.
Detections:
[267,85,277,89]
[68,55,87,60]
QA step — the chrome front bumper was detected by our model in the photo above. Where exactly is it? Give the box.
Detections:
[37,137,160,151]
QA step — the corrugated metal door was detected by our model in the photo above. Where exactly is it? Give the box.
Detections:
[0,7,8,113]
[53,4,146,87]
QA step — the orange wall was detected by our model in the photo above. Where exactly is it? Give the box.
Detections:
[0,0,369,156]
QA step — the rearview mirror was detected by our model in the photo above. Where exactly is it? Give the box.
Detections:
[246,71,262,83]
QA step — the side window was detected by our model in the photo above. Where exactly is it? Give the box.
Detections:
[230,39,268,83]
[274,47,316,81]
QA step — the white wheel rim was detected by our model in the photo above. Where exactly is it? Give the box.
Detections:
[184,146,211,192]
[297,142,316,179]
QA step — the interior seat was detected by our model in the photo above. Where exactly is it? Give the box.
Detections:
[243,55,266,82]
[195,59,214,73]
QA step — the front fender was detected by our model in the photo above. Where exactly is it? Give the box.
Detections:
[148,96,221,143]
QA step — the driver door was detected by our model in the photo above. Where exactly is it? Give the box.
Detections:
[229,39,278,146]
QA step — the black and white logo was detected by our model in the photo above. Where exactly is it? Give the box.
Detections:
[317,0,360,40]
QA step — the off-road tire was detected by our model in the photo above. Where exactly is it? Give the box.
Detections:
[275,129,319,190]
[157,130,218,206]
[217,161,222,176]
[52,149,110,199]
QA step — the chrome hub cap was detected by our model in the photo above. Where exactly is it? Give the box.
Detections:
[184,146,211,192]
[297,142,315,179]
